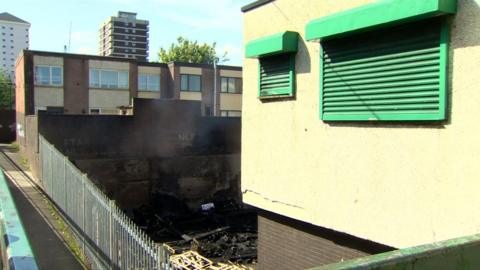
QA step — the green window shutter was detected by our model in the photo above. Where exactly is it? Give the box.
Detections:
[320,19,448,121]
[259,54,295,98]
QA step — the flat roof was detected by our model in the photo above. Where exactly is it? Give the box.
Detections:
[22,50,242,70]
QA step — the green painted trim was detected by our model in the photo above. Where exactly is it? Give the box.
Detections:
[323,113,444,121]
[259,54,296,99]
[246,31,299,58]
[319,45,324,119]
[438,20,449,120]
[306,0,457,41]
[309,234,480,270]
[0,170,39,270]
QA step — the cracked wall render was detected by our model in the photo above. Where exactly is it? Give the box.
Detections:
[242,0,480,249]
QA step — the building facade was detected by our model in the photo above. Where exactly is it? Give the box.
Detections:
[15,50,242,143]
[0,12,30,80]
[241,0,477,269]
[99,12,149,61]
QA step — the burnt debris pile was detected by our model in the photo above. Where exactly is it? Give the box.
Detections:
[128,194,257,265]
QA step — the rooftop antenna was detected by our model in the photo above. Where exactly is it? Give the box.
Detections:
[68,21,72,52]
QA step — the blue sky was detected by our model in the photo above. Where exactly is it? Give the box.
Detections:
[3,0,252,65]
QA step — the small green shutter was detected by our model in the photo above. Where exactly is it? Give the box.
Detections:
[259,54,295,97]
[321,19,448,121]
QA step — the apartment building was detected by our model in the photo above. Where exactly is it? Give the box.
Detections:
[15,50,242,136]
[99,11,149,61]
[240,0,480,269]
[0,12,30,80]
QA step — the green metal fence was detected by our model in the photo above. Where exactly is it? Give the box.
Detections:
[0,169,39,270]
[40,135,171,270]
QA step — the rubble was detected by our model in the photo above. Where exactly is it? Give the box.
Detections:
[128,195,257,267]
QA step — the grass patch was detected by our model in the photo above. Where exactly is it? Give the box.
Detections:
[20,157,29,170]
[10,142,19,152]
[44,197,90,268]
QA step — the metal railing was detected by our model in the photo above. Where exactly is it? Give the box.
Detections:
[40,135,171,270]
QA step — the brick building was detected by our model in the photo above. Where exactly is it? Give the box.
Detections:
[15,50,242,144]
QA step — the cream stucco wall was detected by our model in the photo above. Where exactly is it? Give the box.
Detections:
[138,66,161,74]
[179,67,202,75]
[242,0,480,249]
[89,60,129,70]
[89,89,130,110]
[220,94,242,111]
[33,55,63,66]
[180,91,202,101]
[138,91,160,99]
[34,87,64,108]
[220,69,242,78]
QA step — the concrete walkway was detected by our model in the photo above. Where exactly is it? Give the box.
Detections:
[0,144,86,270]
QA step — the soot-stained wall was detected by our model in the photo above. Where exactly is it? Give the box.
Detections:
[37,99,241,209]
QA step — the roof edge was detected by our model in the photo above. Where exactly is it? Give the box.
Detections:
[241,0,274,13]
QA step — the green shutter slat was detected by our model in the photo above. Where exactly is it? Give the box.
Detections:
[324,51,439,71]
[323,34,439,59]
[324,66,439,83]
[324,97,439,107]
[321,19,447,121]
[323,59,439,78]
[323,79,439,92]
[324,90,439,102]
[259,54,294,97]
[324,103,438,112]
[324,85,438,98]
[324,72,439,88]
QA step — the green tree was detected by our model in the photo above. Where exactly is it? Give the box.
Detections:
[158,36,228,64]
[0,70,14,110]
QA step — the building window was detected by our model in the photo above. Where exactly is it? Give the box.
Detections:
[34,66,63,86]
[259,54,295,98]
[320,19,447,121]
[221,77,242,93]
[220,110,241,117]
[89,69,129,89]
[89,108,101,115]
[181,74,201,92]
[46,107,64,114]
[138,74,160,91]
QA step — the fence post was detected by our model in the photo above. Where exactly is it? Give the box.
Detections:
[109,200,115,270]
[63,156,67,211]
[157,244,162,270]
[82,174,86,254]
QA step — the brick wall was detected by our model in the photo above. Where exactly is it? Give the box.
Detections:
[257,210,393,270]
[64,57,89,114]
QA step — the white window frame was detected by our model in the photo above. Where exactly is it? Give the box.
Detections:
[138,74,160,92]
[34,65,63,86]
[89,69,129,89]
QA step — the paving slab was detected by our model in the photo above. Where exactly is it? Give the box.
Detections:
[0,144,86,270]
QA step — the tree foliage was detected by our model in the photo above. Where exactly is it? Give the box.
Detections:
[0,70,14,110]
[158,37,228,64]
